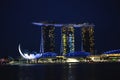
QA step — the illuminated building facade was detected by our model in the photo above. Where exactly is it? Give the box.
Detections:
[81,26,95,54]
[61,26,68,55]
[33,22,95,56]
[61,25,75,55]
[68,25,75,53]
[43,26,55,52]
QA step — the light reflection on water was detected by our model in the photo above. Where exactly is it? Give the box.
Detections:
[18,63,76,80]
[68,63,75,80]
[17,63,78,80]
[1,62,120,80]
[62,63,75,80]
[18,64,46,80]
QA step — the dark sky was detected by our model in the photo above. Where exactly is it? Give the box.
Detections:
[0,0,120,57]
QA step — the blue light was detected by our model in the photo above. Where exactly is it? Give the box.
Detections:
[104,49,120,54]
[33,22,94,28]
[65,51,90,57]
[54,24,63,27]
[32,22,43,26]
[41,52,57,58]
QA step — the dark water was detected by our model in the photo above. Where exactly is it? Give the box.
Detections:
[0,62,120,80]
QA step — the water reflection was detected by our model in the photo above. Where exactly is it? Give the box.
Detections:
[68,63,75,80]
[18,63,76,80]
[63,63,96,80]
[62,63,76,80]
[1,63,120,80]
[18,64,46,80]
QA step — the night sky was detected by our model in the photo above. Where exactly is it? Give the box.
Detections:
[0,0,120,57]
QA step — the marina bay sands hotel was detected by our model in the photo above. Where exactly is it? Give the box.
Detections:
[33,22,95,55]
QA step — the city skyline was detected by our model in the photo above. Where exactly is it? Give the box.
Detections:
[0,0,119,57]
